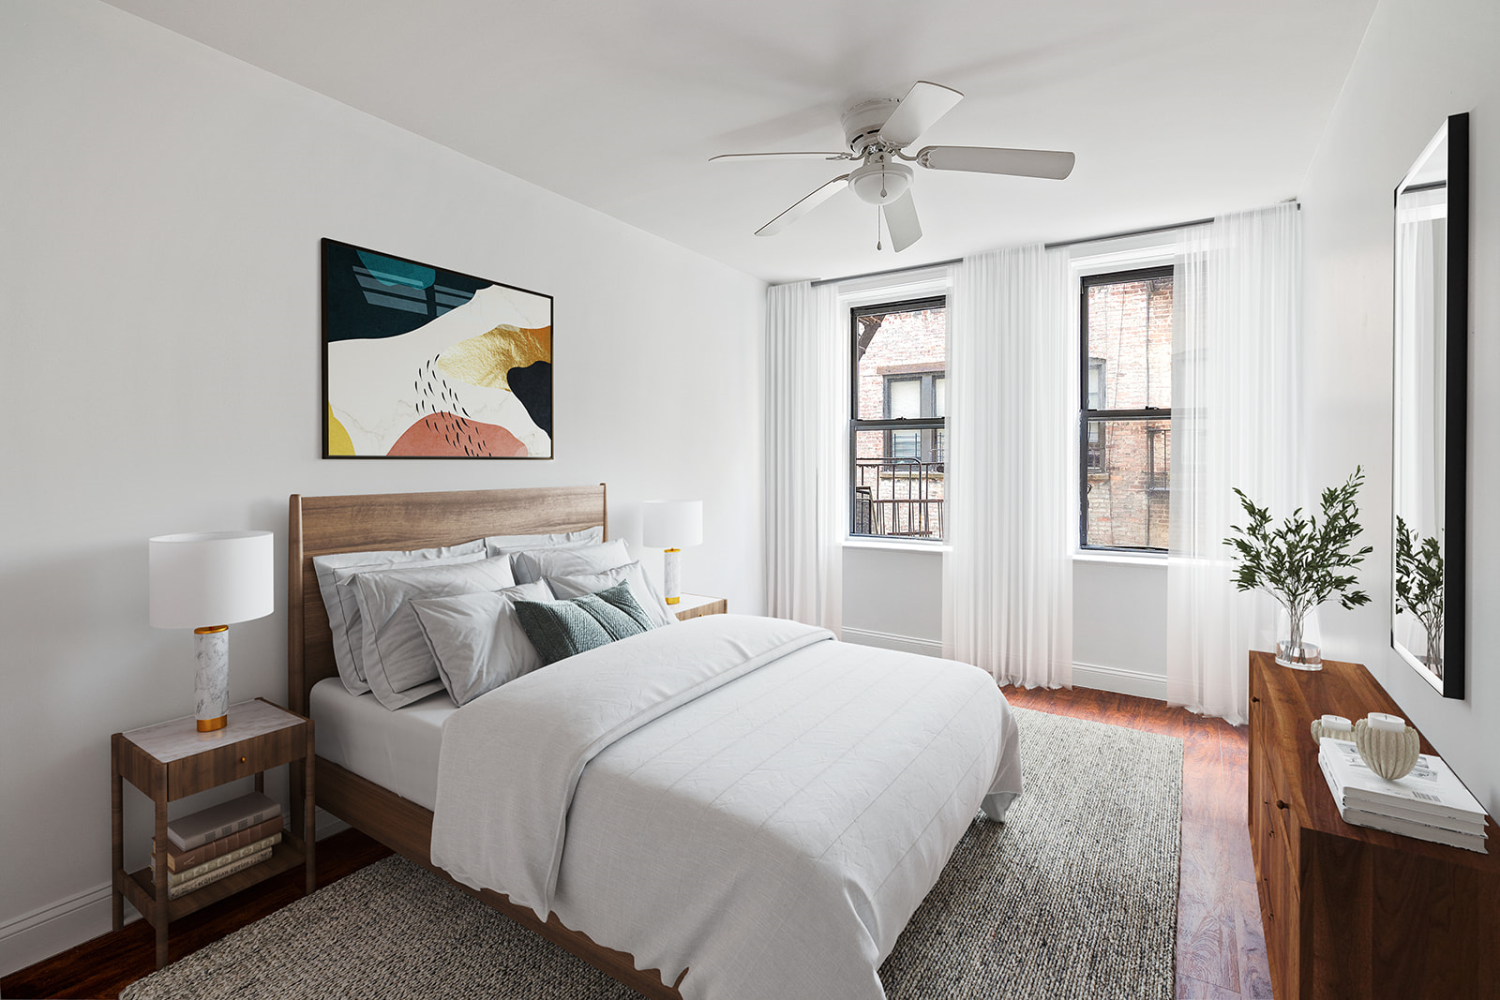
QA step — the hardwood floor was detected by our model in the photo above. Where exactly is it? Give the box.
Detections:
[5,687,1270,1000]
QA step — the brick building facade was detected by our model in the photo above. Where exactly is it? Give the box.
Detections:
[847,275,1173,548]
[854,306,946,538]
[1084,276,1173,549]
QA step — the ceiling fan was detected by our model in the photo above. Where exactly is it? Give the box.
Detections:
[711,81,1075,252]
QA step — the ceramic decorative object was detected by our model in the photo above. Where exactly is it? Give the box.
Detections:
[1309,714,1353,744]
[1353,714,1421,780]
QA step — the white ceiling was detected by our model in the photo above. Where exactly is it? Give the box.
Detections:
[104,0,1376,284]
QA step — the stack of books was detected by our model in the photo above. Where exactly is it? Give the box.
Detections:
[150,791,283,900]
[1318,737,1488,854]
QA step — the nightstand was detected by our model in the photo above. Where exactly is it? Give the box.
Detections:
[673,593,727,621]
[110,698,314,968]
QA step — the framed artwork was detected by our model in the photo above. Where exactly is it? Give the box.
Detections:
[322,238,553,458]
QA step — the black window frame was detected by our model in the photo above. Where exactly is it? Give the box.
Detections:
[1079,266,1174,553]
[882,370,945,463]
[850,295,947,540]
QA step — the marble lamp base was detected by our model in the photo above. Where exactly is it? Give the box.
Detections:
[662,548,681,605]
[194,625,230,731]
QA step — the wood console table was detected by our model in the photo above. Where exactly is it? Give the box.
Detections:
[1248,651,1499,999]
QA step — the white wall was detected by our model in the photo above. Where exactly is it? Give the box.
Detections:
[841,545,945,656]
[1072,559,1168,699]
[0,0,765,973]
[840,548,1167,697]
[1299,0,1500,814]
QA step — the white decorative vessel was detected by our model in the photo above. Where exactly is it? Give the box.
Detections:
[1309,715,1353,744]
[1353,714,1421,780]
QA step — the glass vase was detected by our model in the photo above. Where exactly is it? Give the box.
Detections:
[1276,640,1322,671]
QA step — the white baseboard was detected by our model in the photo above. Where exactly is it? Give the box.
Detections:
[0,807,354,977]
[0,881,130,978]
[840,627,945,657]
[837,631,1168,703]
[1071,660,1168,701]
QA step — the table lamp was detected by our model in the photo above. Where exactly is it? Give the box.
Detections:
[149,530,274,731]
[642,500,702,605]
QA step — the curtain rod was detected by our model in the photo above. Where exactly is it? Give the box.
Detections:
[810,258,960,288]
[1042,216,1214,250]
[808,212,1245,288]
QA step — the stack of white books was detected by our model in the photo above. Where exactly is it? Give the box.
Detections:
[1318,738,1488,853]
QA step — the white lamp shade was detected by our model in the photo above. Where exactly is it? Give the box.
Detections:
[642,500,703,549]
[150,530,274,629]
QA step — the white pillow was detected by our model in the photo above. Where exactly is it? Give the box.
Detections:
[484,526,603,557]
[411,581,553,706]
[351,555,516,710]
[545,561,676,628]
[312,541,486,695]
[510,539,631,585]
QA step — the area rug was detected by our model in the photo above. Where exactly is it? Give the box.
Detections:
[122,706,1181,1000]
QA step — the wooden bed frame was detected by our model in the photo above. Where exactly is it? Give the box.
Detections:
[286,485,687,1000]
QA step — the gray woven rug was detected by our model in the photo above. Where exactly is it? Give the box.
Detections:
[122,707,1181,1000]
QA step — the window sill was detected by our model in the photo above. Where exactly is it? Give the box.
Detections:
[1073,550,1167,568]
[843,538,951,554]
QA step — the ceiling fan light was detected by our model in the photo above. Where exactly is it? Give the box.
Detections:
[848,160,913,206]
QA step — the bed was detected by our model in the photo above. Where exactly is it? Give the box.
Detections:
[288,486,1021,1000]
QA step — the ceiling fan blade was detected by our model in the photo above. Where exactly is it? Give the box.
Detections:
[710,151,850,162]
[917,145,1075,180]
[882,191,922,252]
[878,81,964,149]
[755,175,851,236]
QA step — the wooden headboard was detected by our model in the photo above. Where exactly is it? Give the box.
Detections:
[287,485,608,716]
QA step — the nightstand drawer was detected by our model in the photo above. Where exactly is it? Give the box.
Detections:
[168,727,304,800]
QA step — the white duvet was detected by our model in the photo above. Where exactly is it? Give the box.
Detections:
[431,615,1022,1000]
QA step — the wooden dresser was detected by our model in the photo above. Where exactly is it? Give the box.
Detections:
[1248,651,1500,999]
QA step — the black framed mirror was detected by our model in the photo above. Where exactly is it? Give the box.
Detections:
[1391,112,1468,699]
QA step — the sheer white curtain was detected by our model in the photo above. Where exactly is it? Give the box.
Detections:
[943,245,1073,687]
[764,281,844,633]
[1166,203,1301,724]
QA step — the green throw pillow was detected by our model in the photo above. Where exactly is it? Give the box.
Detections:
[515,581,657,665]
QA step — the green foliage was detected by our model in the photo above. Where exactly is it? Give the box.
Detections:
[1223,468,1373,632]
[1393,515,1444,633]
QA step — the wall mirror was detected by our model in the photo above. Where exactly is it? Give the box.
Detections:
[1391,112,1468,698]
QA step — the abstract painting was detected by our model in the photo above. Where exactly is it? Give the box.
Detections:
[322,239,553,458]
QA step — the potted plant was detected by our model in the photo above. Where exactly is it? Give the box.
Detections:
[1223,467,1373,670]
[1394,515,1444,678]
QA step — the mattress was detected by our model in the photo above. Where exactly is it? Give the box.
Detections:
[309,676,453,811]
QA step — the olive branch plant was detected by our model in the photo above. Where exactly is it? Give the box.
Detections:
[1223,467,1373,664]
[1394,515,1445,675]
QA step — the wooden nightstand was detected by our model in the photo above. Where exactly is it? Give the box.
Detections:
[110,698,315,968]
[673,593,727,621]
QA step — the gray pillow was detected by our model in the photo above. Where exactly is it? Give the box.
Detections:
[545,561,676,628]
[312,541,487,695]
[514,582,656,665]
[510,539,631,585]
[410,581,553,706]
[352,555,517,710]
[484,527,603,558]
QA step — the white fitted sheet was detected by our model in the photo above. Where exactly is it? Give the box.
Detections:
[309,676,454,811]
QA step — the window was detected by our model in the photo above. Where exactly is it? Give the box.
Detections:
[1080,267,1173,551]
[850,297,946,540]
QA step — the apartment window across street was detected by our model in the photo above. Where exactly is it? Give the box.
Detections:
[851,297,946,540]
[1080,267,1173,551]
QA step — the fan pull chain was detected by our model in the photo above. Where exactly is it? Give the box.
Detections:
[876,206,883,251]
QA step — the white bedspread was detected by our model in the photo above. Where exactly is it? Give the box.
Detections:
[431,615,1021,1000]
